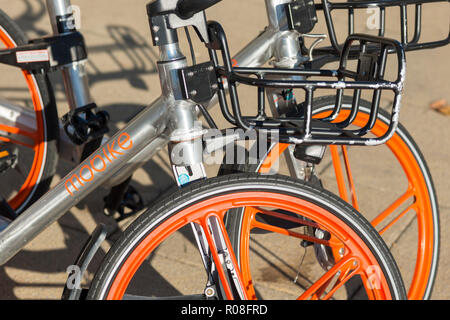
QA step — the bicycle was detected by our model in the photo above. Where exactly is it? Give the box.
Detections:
[0,0,446,300]
[217,0,448,299]
[0,0,409,300]
[87,0,412,300]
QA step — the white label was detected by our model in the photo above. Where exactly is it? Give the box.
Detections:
[16,50,50,63]
[172,163,207,187]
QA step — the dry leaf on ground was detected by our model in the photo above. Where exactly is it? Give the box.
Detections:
[430,99,450,116]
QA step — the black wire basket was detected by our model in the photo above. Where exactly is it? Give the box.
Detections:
[207,21,406,146]
[314,0,450,57]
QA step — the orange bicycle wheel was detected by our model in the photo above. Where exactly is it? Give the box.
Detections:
[0,9,58,213]
[87,174,406,300]
[232,96,438,300]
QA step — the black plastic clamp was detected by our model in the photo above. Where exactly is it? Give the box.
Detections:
[0,31,87,73]
[286,0,318,34]
[179,61,219,103]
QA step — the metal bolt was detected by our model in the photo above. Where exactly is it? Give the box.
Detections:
[211,83,218,89]
[205,287,215,297]
[299,167,306,180]
[187,71,195,77]
[154,37,159,42]
[339,248,345,256]
[316,229,325,239]
[153,26,160,33]
[190,90,198,96]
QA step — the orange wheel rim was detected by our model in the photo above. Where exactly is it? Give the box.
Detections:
[258,109,434,300]
[105,191,394,300]
[0,27,47,211]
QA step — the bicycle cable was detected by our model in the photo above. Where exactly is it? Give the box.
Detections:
[184,26,196,65]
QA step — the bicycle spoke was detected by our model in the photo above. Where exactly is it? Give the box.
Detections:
[378,203,417,235]
[310,277,334,300]
[251,206,321,229]
[0,135,34,149]
[321,259,360,300]
[297,256,360,300]
[371,187,415,231]
[330,145,350,203]
[0,124,36,138]
[0,124,37,149]
[329,145,360,210]
[341,146,359,211]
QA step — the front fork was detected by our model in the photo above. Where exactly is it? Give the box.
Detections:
[167,100,247,300]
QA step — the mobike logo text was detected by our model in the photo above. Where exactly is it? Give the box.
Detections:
[65,133,133,196]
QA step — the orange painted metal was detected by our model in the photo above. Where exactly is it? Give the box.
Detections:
[0,28,47,210]
[257,109,435,300]
[105,191,394,300]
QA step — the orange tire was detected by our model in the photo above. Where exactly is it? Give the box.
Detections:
[87,174,406,300]
[231,96,438,300]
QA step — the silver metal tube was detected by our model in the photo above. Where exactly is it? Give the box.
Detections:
[233,27,279,67]
[157,43,204,166]
[265,0,293,31]
[46,0,73,34]
[103,136,168,187]
[168,101,203,166]
[103,27,281,186]
[60,61,94,108]
[1,6,284,181]
[102,27,280,187]
[102,98,169,187]
[0,0,293,265]
[159,43,185,61]
[0,99,169,266]
[60,66,93,163]
[105,25,281,185]
[47,0,93,109]
[47,0,95,163]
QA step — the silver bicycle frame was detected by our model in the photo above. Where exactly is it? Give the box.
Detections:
[0,0,305,266]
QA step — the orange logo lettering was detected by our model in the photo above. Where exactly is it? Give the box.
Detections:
[65,133,133,196]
